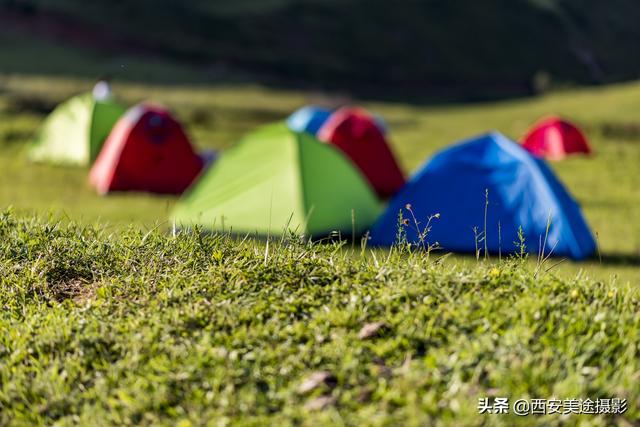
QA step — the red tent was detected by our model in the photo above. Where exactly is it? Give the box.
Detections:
[317,107,405,198]
[521,116,591,160]
[89,104,203,194]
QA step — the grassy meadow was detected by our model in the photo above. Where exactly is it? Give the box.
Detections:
[1,216,639,426]
[1,74,639,279]
[1,72,640,425]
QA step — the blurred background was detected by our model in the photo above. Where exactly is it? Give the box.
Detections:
[1,0,640,278]
[2,0,640,98]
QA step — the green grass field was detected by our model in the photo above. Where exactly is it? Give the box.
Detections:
[1,73,640,425]
[1,74,639,278]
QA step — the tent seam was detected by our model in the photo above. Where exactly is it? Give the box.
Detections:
[295,132,310,234]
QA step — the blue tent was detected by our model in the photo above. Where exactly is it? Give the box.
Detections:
[286,106,331,135]
[372,113,389,135]
[369,132,596,260]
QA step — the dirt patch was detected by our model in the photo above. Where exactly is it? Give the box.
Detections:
[48,278,98,304]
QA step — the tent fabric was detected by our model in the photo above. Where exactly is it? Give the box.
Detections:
[521,116,591,160]
[372,113,389,135]
[89,104,203,194]
[171,122,381,237]
[317,107,405,198]
[199,149,219,168]
[369,132,596,260]
[286,106,332,135]
[29,93,126,166]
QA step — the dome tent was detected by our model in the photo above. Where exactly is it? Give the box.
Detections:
[317,107,405,198]
[171,123,381,237]
[89,104,203,194]
[29,93,126,166]
[286,106,332,135]
[369,132,596,260]
[521,116,591,160]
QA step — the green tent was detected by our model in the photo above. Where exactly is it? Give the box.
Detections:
[171,123,381,237]
[29,93,126,166]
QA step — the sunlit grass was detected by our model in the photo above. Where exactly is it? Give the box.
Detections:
[0,213,638,425]
[1,75,639,282]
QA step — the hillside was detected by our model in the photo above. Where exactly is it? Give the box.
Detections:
[1,214,639,425]
[2,0,640,99]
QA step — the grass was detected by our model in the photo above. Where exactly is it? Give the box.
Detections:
[0,30,221,85]
[1,74,640,280]
[0,213,639,425]
[1,71,640,424]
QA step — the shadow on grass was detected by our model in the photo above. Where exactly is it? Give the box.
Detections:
[596,252,640,267]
